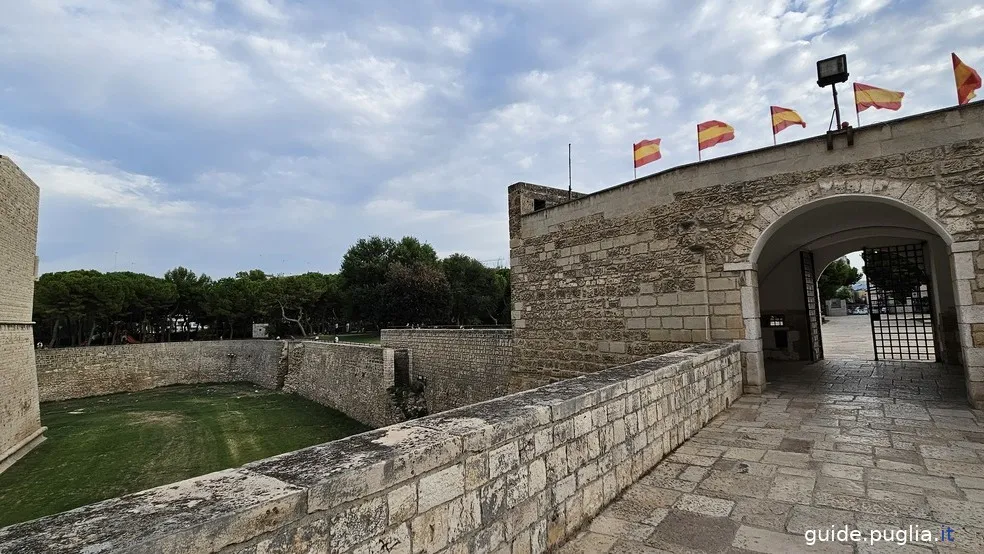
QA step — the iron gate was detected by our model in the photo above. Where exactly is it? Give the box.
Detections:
[863,243,938,361]
[800,251,824,362]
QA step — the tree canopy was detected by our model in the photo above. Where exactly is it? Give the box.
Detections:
[34,236,509,347]
[818,257,862,304]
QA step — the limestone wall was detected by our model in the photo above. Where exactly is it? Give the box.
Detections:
[0,342,742,554]
[35,340,286,402]
[381,329,512,413]
[508,102,984,401]
[0,156,45,473]
[282,341,399,428]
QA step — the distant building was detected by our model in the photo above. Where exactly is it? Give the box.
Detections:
[252,323,269,339]
[825,298,848,316]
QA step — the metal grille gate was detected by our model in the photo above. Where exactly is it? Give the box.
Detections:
[863,243,939,361]
[800,251,824,362]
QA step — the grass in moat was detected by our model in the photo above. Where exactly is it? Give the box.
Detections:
[0,383,371,527]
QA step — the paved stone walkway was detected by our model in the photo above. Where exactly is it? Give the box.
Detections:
[822,316,876,360]
[559,359,984,553]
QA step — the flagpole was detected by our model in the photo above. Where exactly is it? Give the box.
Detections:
[568,143,572,200]
[853,83,861,128]
[697,124,701,162]
[771,107,776,146]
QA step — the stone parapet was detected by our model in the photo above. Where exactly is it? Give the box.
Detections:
[381,329,513,413]
[0,342,741,553]
[35,340,288,402]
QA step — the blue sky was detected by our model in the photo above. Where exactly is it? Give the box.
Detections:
[2,0,981,278]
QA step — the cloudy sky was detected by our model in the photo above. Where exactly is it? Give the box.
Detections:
[2,0,980,278]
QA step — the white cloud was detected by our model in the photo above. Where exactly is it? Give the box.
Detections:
[0,0,980,278]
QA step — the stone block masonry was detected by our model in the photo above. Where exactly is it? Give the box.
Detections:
[0,156,45,474]
[283,341,403,428]
[35,339,410,428]
[35,340,287,402]
[381,329,512,413]
[508,102,984,405]
[0,342,742,553]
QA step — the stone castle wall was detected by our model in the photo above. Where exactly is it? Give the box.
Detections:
[508,103,984,403]
[283,341,401,428]
[381,329,512,413]
[0,343,741,554]
[0,156,45,473]
[35,340,287,402]
[36,339,413,428]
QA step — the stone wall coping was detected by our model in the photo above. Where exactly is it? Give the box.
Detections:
[294,340,385,350]
[0,468,307,554]
[37,339,275,354]
[0,342,739,553]
[381,328,513,334]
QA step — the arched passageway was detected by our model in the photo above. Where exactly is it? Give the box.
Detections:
[734,185,980,407]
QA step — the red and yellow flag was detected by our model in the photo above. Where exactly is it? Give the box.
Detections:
[633,139,661,168]
[697,120,735,151]
[770,106,806,135]
[854,82,904,112]
[953,53,982,105]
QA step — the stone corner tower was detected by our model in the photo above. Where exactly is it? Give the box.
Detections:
[0,155,46,474]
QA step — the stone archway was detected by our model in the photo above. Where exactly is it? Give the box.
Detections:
[726,178,983,408]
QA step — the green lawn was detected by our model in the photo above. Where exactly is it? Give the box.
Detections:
[0,384,371,527]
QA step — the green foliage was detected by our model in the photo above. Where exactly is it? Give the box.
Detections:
[834,286,855,301]
[382,262,451,325]
[818,258,862,303]
[862,249,929,305]
[34,235,511,345]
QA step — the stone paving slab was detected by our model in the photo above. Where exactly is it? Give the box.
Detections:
[559,359,984,553]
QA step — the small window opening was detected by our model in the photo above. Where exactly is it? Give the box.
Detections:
[762,315,785,327]
[533,199,547,211]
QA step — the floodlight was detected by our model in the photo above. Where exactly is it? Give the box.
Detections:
[816,55,849,87]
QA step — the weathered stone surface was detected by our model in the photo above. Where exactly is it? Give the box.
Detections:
[1,343,741,554]
[36,340,286,401]
[565,358,984,553]
[0,469,306,554]
[0,156,45,475]
[507,103,984,403]
[381,329,513,413]
[36,339,404,428]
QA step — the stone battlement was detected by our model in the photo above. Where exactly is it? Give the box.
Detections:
[0,342,741,553]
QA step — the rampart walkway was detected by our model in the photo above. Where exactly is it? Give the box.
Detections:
[560,359,983,553]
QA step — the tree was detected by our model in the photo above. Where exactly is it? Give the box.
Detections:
[164,267,212,340]
[818,258,862,304]
[339,237,397,328]
[264,273,325,337]
[489,268,511,325]
[862,249,929,307]
[443,254,495,325]
[382,263,451,325]
[390,237,439,268]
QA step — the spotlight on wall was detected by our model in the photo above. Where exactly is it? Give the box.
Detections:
[816,54,848,88]
[816,54,854,149]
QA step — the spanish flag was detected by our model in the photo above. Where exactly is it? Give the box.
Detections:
[633,139,661,168]
[854,82,904,112]
[697,120,735,151]
[952,53,982,106]
[770,106,806,135]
